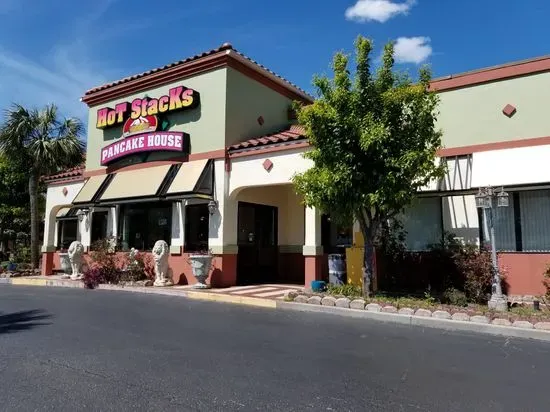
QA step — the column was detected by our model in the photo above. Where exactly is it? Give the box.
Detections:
[78,211,91,251]
[41,206,58,276]
[303,206,324,287]
[170,201,185,254]
[208,159,238,287]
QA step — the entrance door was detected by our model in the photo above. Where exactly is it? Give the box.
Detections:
[237,202,278,285]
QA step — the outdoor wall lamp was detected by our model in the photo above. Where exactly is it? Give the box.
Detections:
[76,209,89,223]
[475,186,509,312]
[207,200,218,216]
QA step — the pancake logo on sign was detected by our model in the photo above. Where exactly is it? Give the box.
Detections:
[122,115,158,137]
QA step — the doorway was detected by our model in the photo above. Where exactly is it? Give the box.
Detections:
[237,202,278,285]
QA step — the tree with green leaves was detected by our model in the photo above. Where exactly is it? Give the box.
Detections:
[293,36,445,297]
[0,104,85,269]
[0,154,28,255]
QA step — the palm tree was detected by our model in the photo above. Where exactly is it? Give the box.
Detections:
[0,104,85,269]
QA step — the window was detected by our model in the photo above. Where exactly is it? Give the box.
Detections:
[402,197,442,251]
[57,220,78,250]
[91,211,109,243]
[519,190,550,251]
[480,189,550,252]
[118,202,172,251]
[480,200,516,252]
[185,204,209,252]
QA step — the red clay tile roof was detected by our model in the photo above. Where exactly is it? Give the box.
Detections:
[228,125,307,152]
[83,43,312,101]
[42,165,85,183]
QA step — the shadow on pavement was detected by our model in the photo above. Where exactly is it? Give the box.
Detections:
[0,309,52,334]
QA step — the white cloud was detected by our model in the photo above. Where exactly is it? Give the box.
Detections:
[393,36,432,64]
[345,0,415,23]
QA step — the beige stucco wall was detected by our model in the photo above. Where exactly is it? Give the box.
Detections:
[236,185,304,246]
[225,67,295,146]
[42,181,84,250]
[85,68,228,171]
[437,72,550,148]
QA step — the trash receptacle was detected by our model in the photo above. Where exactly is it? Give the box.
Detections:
[328,254,346,285]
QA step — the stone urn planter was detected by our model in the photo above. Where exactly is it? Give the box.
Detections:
[189,253,213,289]
[59,253,71,277]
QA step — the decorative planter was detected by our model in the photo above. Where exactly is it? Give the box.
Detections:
[59,253,71,275]
[7,262,16,272]
[189,254,213,289]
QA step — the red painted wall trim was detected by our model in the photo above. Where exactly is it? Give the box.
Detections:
[229,141,310,159]
[430,56,550,92]
[83,149,226,177]
[438,135,550,157]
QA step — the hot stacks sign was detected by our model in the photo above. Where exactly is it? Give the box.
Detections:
[96,85,199,166]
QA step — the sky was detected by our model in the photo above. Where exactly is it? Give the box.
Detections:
[1,0,550,122]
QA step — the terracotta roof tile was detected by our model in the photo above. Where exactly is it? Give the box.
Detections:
[43,165,85,183]
[228,125,307,152]
[83,43,312,100]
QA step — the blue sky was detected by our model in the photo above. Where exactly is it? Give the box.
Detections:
[1,0,549,122]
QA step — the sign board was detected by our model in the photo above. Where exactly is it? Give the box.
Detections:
[96,85,199,166]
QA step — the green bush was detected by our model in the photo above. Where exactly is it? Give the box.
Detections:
[442,288,468,307]
[327,283,362,298]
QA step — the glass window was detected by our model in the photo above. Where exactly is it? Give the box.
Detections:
[480,200,516,252]
[57,220,78,250]
[119,202,172,251]
[185,204,209,252]
[402,197,442,251]
[91,211,108,243]
[519,190,550,251]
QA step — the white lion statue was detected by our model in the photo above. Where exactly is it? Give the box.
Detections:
[68,241,85,280]
[152,240,172,287]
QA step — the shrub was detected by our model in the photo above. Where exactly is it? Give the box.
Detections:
[122,248,154,282]
[327,283,362,298]
[456,245,496,304]
[83,267,103,289]
[88,238,122,285]
[543,266,550,299]
[442,287,468,307]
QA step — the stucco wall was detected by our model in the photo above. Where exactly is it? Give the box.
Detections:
[43,181,84,250]
[236,185,304,246]
[85,68,228,171]
[437,72,550,148]
[225,67,295,147]
[229,148,312,196]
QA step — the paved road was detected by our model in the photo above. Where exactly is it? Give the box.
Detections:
[0,286,548,412]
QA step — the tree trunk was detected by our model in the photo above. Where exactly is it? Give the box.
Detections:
[28,173,39,269]
[362,235,375,298]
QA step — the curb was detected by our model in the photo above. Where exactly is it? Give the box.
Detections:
[2,278,276,309]
[276,301,550,342]
[4,279,550,342]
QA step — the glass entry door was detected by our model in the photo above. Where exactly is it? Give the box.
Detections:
[237,202,278,285]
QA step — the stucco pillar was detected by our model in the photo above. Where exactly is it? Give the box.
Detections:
[209,159,237,287]
[78,212,91,250]
[303,206,324,287]
[170,201,185,254]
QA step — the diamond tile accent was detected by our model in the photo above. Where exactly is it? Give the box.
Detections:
[257,116,264,125]
[502,104,516,117]
[62,187,68,196]
[263,159,273,172]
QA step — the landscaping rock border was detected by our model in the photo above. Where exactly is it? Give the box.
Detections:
[290,293,545,334]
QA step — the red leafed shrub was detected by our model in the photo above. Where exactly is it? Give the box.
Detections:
[123,249,154,282]
[83,238,122,289]
[82,267,104,289]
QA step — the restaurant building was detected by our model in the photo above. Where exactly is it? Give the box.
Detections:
[43,45,550,296]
